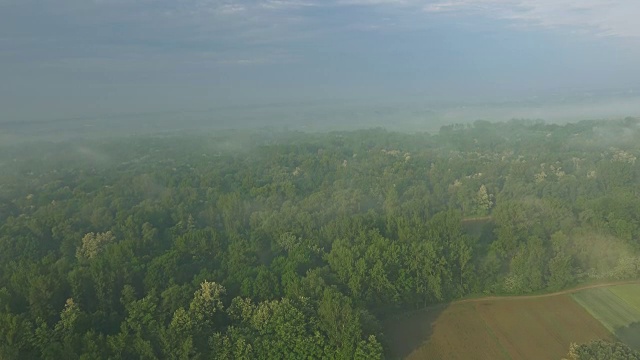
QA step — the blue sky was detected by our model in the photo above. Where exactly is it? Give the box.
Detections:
[2,0,640,122]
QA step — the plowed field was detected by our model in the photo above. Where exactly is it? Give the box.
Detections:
[388,295,612,359]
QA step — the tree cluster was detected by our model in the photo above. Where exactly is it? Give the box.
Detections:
[0,119,639,358]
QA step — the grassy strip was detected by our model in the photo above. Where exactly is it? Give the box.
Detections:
[609,284,640,313]
[571,287,640,332]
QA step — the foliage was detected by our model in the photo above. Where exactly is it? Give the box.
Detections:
[0,119,639,357]
[564,340,640,360]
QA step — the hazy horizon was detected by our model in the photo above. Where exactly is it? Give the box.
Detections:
[2,1,640,126]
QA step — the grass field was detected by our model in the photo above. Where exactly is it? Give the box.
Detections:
[571,287,640,331]
[610,284,640,313]
[386,295,612,360]
[572,284,640,350]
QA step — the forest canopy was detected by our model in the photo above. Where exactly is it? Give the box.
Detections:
[0,118,639,358]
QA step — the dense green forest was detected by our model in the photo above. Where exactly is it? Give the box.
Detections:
[564,340,640,360]
[1,118,639,358]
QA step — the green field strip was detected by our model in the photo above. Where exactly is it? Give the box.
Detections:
[609,284,640,314]
[571,288,640,332]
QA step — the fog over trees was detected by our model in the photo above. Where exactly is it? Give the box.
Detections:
[0,118,639,358]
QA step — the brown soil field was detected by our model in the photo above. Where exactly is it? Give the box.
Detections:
[390,303,510,360]
[475,295,612,360]
[387,295,613,360]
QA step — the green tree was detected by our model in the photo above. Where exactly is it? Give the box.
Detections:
[564,340,640,360]
[76,231,115,260]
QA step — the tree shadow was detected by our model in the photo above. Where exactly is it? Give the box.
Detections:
[382,303,447,359]
[614,321,640,351]
[461,217,496,255]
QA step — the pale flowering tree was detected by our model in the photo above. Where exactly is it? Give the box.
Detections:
[189,280,226,331]
[476,184,494,214]
[54,298,80,335]
[76,231,115,260]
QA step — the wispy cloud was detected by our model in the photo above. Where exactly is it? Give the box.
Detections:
[37,49,299,73]
[2,0,640,123]
[422,0,640,38]
[0,0,315,67]
[1,0,639,72]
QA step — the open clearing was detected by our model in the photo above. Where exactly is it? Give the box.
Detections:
[387,295,611,360]
[572,284,640,350]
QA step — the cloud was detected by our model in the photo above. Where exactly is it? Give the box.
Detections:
[422,0,640,38]
[3,0,640,41]
[0,0,314,68]
[260,0,320,9]
[1,0,639,73]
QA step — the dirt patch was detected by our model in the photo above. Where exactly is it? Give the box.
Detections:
[476,295,612,360]
[387,294,613,359]
[404,303,509,360]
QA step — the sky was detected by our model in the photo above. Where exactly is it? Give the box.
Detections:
[2,0,640,123]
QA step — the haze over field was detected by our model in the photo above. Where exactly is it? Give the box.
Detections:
[2,0,640,128]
